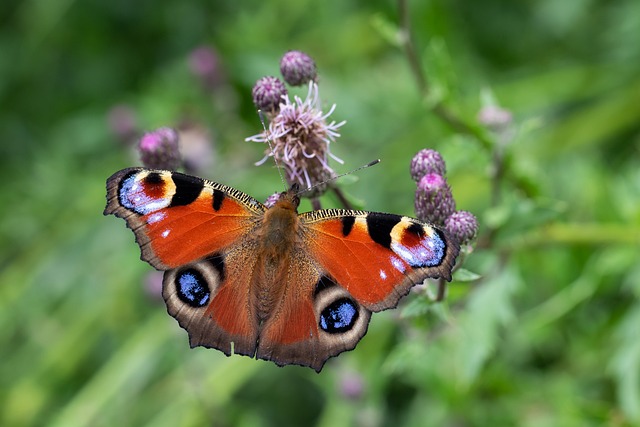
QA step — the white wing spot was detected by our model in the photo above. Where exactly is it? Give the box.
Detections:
[147,212,166,224]
[390,256,406,273]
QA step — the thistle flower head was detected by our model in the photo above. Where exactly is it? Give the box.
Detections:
[414,173,456,225]
[179,124,215,175]
[445,210,478,245]
[139,127,181,170]
[339,371,364,400]
[251,76,288,114]
[188,46,223,89]
[410,148,446,182]
[107,104,138,143]
[280,50,317,86]
[246,82,345,197]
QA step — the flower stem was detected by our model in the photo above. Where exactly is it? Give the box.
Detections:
[396,0,493,151]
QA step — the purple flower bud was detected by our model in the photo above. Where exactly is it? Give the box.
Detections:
[339,371,364,400]
[252,76,288,113]
[445,210,478,245]
[139,127,181,170]
[143,271,164,303]
[179,124,215,175]
[410,149,446,182]
[280,50,318,86]
[188,46,223,89]
[107,104,138,143]
[414,173,456,225]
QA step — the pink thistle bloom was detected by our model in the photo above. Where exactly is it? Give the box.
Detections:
[139,127,181,170]
[246,82,345,195]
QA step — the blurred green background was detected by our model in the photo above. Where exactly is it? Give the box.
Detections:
[1,0,639,426]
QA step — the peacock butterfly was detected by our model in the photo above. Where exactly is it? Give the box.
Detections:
[104,167,459,372]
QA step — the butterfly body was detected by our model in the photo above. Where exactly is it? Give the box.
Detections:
[105,167,459,371]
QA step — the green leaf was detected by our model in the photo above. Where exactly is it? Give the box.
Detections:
[453,268,482,282]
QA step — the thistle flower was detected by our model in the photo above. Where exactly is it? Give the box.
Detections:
[107,104,138,143]
[410,148,446,182]
[188,45,223,89]
[414,173,455,225]
[139,127,181,170]
[445,210,478,245]
[280,50,317,86]
[246,82,345,196]
[178,124,215,175]
[251,76,288,114]
[143,271,164,303]
[339,371,364,400]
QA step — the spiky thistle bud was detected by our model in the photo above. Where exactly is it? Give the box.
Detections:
[410,148,446,182]
[445,210,478,245]
[280,50,317,86]
[139,127,181,170]
[414,173,456,225]
[251,76,288,114]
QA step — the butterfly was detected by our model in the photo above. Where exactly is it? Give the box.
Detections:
[104,167,459,372]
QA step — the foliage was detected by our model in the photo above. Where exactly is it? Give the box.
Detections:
[1,0,639,426]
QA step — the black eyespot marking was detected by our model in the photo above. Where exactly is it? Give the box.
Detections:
[407,221,425,237]
[176,269,210,307]
[144,172,163,185]
[212,189,225,211]
[204,253,226,283]
[313,275,336,296]
[366,213,401,249]
[341,216,355,237]
[319,298,359,333]
[170,172,204,207]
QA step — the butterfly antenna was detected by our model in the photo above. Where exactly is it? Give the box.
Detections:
[295,159,381,197]
[258,110,287,190]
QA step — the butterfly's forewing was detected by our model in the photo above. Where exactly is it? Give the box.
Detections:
[301,210,459,312]
[104,168,265,270]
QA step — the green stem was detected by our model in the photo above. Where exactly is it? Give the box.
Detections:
[396,0,493,151]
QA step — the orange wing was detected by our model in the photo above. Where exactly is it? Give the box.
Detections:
[301,210,459,312]
[104,168,265,270]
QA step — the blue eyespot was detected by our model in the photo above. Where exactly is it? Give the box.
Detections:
[319,299,358,333]
[176,269,210,307]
